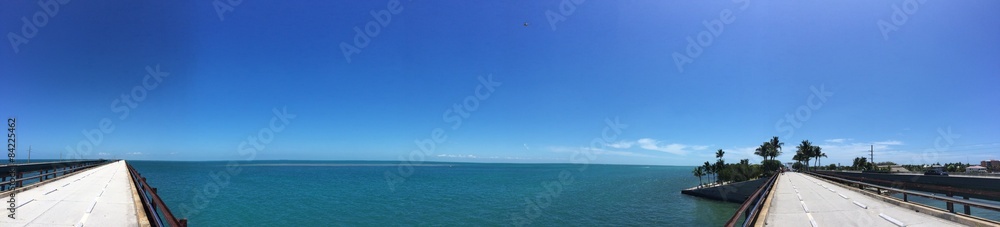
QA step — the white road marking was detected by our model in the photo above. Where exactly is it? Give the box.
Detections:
[807,213,819,227]
[801,201,810,213]
[87,198,98,213]
[15,199,35,209]
[853,201,868,209]
[76,213,90,227]
[879,213,906,227]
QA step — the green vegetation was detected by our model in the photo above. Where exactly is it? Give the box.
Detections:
[814,147,827,170]
[692,166,704,186]
[852,157,875,171]
[692,136,788,188]
[876,161,897,166]
[791,140,825,171]
[703,161,715,184]
[753,136,784,173]
[761,160,782,174]
[902,162,972,173]
[718,159,763,183]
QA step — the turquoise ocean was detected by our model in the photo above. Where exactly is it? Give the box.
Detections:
[129,161,738,226]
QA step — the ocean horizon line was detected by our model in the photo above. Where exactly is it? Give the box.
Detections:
[102,159,698,167]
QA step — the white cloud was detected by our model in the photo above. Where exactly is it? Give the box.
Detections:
[544,138,709,159]
[436,154,477,159]
[126,152,143,155]
[547,146,655,158]
[825,138,849,143]
[873,140,903,146]
[97,152,110,156]
[635,138,707,155]
[437,154,531,160]
[607,141,634,149]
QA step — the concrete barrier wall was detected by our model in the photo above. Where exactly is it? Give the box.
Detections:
[815,171,1000,201]
[681,178,769,203]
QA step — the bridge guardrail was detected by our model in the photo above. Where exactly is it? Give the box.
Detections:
[126,162,187,227]
[808,171,1000,216]
[724,172,779,227]
[0,160,109,191]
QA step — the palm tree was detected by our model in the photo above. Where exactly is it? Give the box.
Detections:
[715,149,726,181]
[703,161,714,185]
[715,159,725,183]
[812,146,825,170]
[853,157,869,170]
[754,142,770,161]
[768,136,784,160]
[792,152,803,167]
[819,152,828,169]
[795,140,813,171]
[692,167,704,187]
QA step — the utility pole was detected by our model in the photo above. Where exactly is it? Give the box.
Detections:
[27,145,31,163]
[870,145,874,169]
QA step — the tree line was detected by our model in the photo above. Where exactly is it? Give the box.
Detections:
[691,136,788,188]
[790,140,826,171]
[902,162,973,172]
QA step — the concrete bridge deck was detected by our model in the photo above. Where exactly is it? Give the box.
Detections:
[762,172,965,227]
[1,160,142,227]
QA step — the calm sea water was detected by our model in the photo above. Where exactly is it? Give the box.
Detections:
[128,161,738,226]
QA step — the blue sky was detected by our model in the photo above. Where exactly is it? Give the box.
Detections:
[2,0,998,166]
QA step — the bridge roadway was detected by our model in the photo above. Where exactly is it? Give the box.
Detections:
[762,172,964,227]
[1,160,142,226]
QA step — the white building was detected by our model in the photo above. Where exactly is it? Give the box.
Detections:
[967,165,987,173]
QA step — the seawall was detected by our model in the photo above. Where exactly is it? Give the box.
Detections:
[681,177,769,203]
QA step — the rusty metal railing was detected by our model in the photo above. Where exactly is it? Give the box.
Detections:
[724,172,779,227]
[126,162,187,227]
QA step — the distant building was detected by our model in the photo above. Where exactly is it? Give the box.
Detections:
[982,160,1000,172]
[966,165,987,173]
